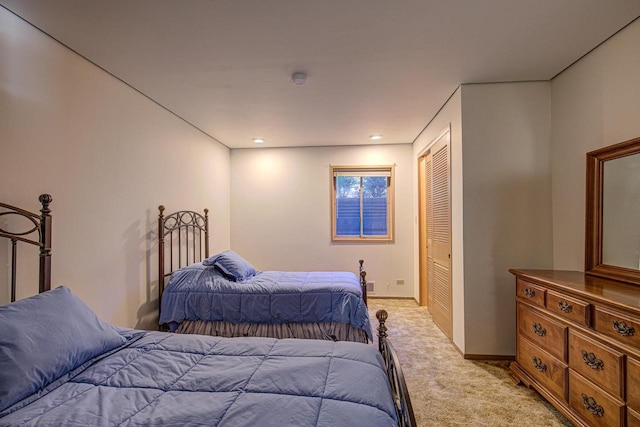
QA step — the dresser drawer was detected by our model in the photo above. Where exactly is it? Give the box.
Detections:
[568,330,623,399]
[594,307,640,347]
[629,407,640,427]
[517,278,546,308]
[518,303,567,361]
[517,335,567,400]
[628,357,640,411]
[547,290,591,327]
[569,370,624,427]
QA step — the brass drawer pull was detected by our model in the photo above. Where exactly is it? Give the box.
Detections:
[524,288,535,298]
[581,350,604,370]
[558,301,573,313]
[581,393,604,417]
[532,322,546,337]
[532,357,547,373]
[612,320,635,336]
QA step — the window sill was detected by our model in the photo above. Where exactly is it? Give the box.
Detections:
[331,237,394,243]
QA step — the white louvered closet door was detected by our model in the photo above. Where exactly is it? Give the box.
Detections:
[428,134,452,339]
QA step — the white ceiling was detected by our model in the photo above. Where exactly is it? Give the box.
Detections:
[2,1,639,149]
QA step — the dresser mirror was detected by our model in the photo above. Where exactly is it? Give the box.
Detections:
[586,136,640,285]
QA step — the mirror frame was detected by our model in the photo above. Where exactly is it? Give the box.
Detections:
[586,136,640,285]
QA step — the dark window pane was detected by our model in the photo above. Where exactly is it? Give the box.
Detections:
[363,198,387,235]
[336,177,360,236]
[334,174,389,238]
[336,198,360,235]
[362,177,387,236]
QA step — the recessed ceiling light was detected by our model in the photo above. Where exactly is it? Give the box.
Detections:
[291,72,307,85]
[370,135,383,141]
[252,138,265,144]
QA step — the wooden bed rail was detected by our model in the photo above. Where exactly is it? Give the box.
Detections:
[377,309,416,427]
[0,194,52,302]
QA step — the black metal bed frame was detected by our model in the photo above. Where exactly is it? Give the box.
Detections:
[157,205,209,314]
[359,258,368,305]
[377,309,417,427]
[0,194,52,302]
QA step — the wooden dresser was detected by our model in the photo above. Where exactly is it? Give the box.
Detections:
[510,269,640,427]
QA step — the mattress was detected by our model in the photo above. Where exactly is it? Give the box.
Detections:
[159,264,372,340]
[1,332,397,426]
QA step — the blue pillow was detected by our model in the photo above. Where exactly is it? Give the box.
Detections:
[211,250,258,281]
[201,252,222,267]
[0,286,126,412]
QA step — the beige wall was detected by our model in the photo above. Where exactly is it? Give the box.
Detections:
[411,20,640,357]
[551,19,640,270]
[0,9,231,328]
[230,144,414,298]
[413,88,465,352]
[412,83,553,356]
[3,5,638,357]
[460,82,552,355]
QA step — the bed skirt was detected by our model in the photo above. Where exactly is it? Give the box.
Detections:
[175,320,369,343]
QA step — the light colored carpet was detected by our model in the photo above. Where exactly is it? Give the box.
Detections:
[367,298,573,427]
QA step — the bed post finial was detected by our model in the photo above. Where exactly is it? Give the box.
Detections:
[38,194,52,293]
[376,309,388,351]
[158,205,166,318]
[39,194,53,209]
[358,260,367,305]
[203,208,210,258]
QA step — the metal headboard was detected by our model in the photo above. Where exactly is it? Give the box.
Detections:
[0,194,52,302]
[157,205,209,312]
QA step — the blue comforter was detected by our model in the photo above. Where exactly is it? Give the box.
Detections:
[160,264,372,340]
[0,332,398,426]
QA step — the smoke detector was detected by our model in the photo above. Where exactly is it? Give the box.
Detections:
[291,72,307,85]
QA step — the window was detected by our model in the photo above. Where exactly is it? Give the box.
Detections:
[330,165,394,242]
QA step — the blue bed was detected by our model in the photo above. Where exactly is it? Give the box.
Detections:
[0,196,415,426]
[158,206,371,342]
[160,259,373,342]
[0,287,409,427]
